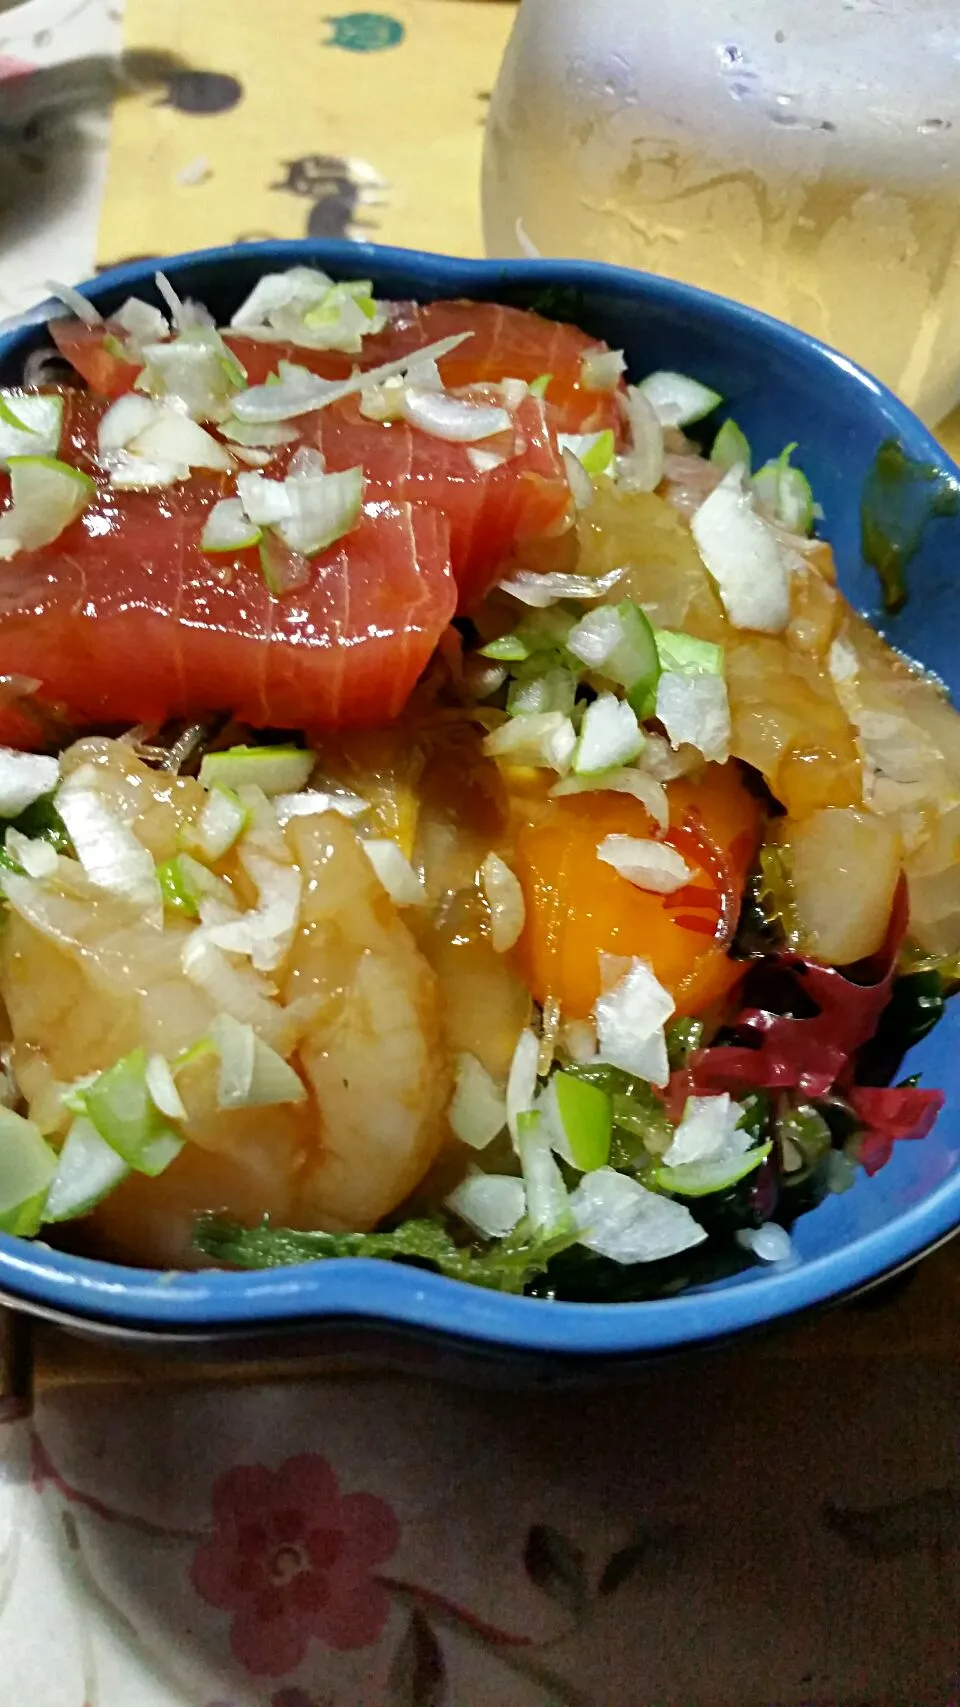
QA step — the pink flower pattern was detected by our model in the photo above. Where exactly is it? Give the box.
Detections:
[191,1454,399,1677]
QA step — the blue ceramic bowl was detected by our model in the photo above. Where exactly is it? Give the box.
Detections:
[0,240,958,1363]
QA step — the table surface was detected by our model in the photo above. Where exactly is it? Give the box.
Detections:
[0,2,958,1702]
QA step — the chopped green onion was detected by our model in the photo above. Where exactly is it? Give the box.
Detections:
[553,1070,612,1171]
[0,1107,57,1236]
[157,856,200,915]
[666,1016,705,1071]
[528,372,552,399]
[0,455,94,559]
[710,418,752,475]
[478,632,531,663]
[608,602,661,716]
[654,628,724,677]
[506,663,577,718]
[753,443,815,535]
[81,1048,184,1177]
[558,429,616,478]
[653,1139,772,1196]
[199,745,314,797]
[637,371,723,429]
[201,497,263,553]
[0,392,63,467]
[43,1116,129,1221]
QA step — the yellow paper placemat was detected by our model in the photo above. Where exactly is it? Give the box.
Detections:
[98,0,516,269]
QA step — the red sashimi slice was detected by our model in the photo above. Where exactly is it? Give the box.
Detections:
[226,300,625,436]
[0,396,455,741]
[48,320,141,400]
[48,299,624,435]
[305,392,572,611]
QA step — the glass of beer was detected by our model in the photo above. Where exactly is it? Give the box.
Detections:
[483,0,960,423]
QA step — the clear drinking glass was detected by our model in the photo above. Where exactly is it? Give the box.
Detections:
[482,0,960,423]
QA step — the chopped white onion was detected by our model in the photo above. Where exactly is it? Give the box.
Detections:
[97,393,162,456]
[273,787,368,823]
[403,388,511,443]
[736,1222,795,1264]
[237,465,364,555]
[229,269,385,354]
[220,417,299,449]
[210,1009,254,1104]
[0,749,59,818]
[189,784,248,860]
[138,327,244,422]
[448,1053,508,1151]
[201,497,262,553]
[661,1094,748,1169]
[154,272,186,328]
[561,446,594,511]
[180,936,291,1053]
[203,851,301,972]
[43,1116,129,1222]
[46,280,102,327]
[56,771,162,924]
[230,268,332,332]
[518,1110,569,1232]
[362,839,425,906]
[480,852,526,953]
[405,357,444,392]
[484,711,576,771]
[515,217,542,258]
[496,567,624,609]
[0,392,64,468]
[466,446,509,475]
[580,349,626,391]
[655,671,731,764]
[106,452,189,491]
[616,387,665,494]
[637,371,722,429]
[551,767,669,830]
[691,465,791,633]
[597,835,692,894]
[231,332,472,424]
[506,1026,540,1148]
[145,1053,188,1122]
[0,457,94,559]
[209,1011,307,1109]
[114,296,168,347]
[573,693,644,774]
[595,956,674,1087]
[446,1171,526,1239]
[570,1167,707,1263]
[566,605,625,669]
[5,828,57,880]
[128,405,235,472]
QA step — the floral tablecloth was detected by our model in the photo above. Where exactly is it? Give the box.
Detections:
[3,1286,959,1707]
[0,2,958,1702]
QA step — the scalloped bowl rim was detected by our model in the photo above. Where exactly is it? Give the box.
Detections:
[0,238,957,1356]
